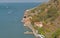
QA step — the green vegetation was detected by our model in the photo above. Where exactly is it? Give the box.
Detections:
[26,0,60,38]
[52,29,60,38]
[38,27,45,35]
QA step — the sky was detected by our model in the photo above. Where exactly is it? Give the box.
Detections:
[0,0,49,3]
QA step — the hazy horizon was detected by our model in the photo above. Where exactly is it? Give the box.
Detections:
[0,0,49,3]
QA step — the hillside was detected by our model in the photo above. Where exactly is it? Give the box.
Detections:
[23,0,60,38]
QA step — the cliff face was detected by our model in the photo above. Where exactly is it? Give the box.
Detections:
[22,0,60,38]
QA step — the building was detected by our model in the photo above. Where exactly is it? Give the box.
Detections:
[34,22,43,28]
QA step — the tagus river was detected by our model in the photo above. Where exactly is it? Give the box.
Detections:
[0,3,41,38]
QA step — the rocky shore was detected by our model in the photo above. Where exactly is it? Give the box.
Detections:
[22,9,45,38]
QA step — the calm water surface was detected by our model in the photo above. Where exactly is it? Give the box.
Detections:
[0,3,41,38]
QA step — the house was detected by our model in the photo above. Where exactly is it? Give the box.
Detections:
[34,22,43,28]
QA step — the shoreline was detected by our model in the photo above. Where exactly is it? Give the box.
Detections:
[22,9,45,38]
[23,23,45,38]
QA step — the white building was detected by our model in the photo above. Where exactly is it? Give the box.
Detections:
[34,22,43,28]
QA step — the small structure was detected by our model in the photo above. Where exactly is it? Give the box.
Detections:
[26,9,30,11]
[36,34,45,38]
[24,9,30,16]
[34,22,43,28]
[24,31,33,34]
